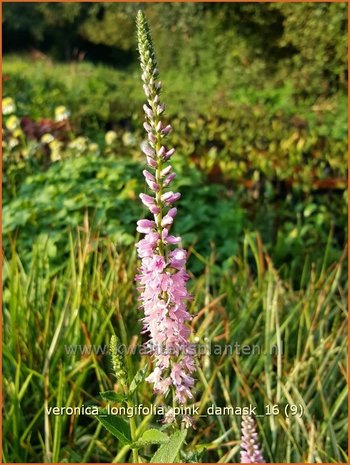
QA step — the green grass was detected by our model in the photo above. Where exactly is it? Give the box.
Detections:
[3,225,347,463]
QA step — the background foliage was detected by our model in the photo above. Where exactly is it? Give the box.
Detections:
[2,2,348,463]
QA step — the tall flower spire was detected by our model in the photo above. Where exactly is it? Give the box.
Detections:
[135,10,195,405]
[240,415,265,463]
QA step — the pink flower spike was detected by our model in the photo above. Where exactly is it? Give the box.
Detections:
[163,172,176,187]
[241,416,265,463]
[136,10,196,406]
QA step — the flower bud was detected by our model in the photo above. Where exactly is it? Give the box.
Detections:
[139,193,156,208]
[141,141,155,157]
[161,165,172,177]
[162,125,172,136]
[146,156,157,168]
[137,219,156,233]
[143,104,154,119]
[163,172,176,187]
[143,122,152,133]
[158,146,166,157]
[110,335,127,383]
[161,191,181,204]
[164,148,175,159]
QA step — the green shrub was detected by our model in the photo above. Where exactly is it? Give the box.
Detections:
[2,153,246,271]
[3,59,347,189]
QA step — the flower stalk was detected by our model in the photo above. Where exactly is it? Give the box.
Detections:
[110,335,139,463]
[240,415,265,463]
[135,10,195,406]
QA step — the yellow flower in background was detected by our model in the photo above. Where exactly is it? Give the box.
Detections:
[2,97,16,115]
[22,148,29,159]
[49,139,63,162]
[105,130,117,145]
[89,142,99,153]
[68,136,87,152]
[8,138,19,149]
[13,128,23,139]
[41,133,55,144]
[54,105,70,122]
[122,131,136,146]
[6,115,20,131]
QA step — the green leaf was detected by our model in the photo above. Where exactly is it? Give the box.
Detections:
[99,390,126,403]
[131,428,169,449]
[95,409,131,445]
[151,429,187,463]
[129,366,147,394]
[304,203,317,218]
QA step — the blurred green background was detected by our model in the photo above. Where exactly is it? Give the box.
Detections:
[2,3,348,463]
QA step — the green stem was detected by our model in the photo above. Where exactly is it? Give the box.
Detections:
[128,399,139,464]
[112,410,159,462]
[121,380,139,463]
[113,444,130,463]
[115,309,139,462]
